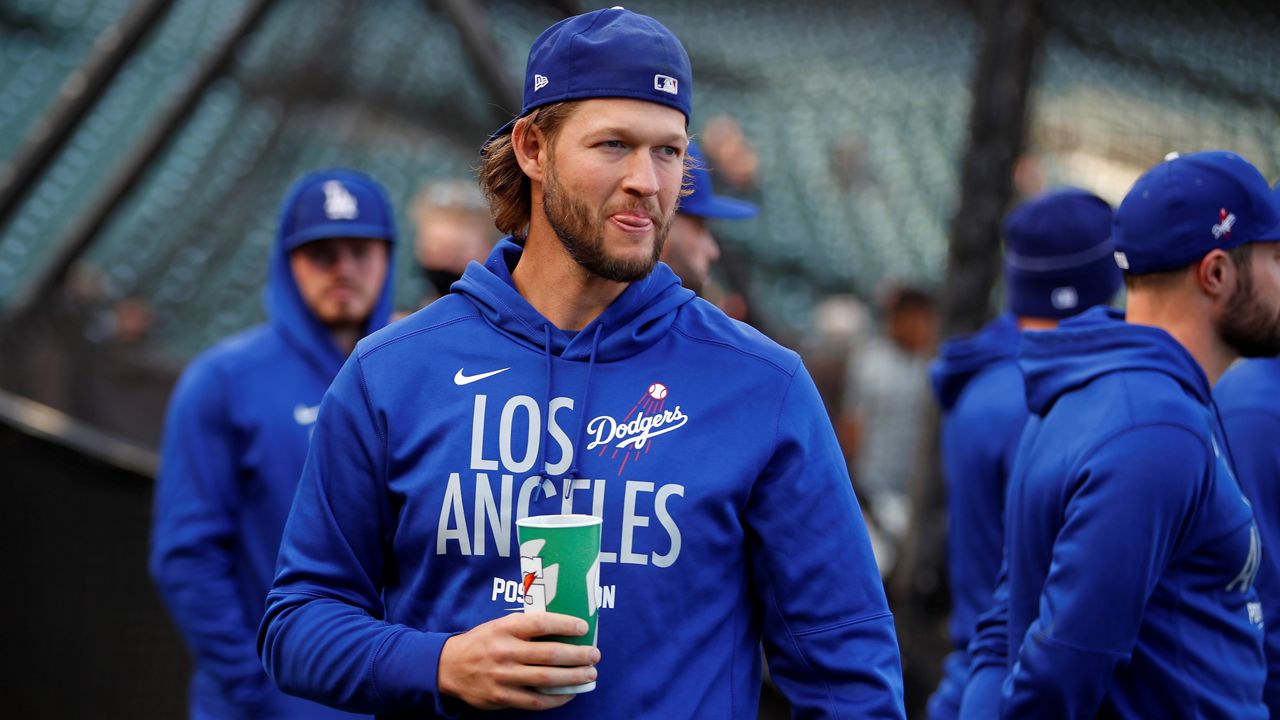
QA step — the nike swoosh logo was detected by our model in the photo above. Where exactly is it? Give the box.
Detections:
[454,367,510,386]
[294,404,320,426]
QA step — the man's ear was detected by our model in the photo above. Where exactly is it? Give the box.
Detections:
[512,118,548,184]
[1196,248,1235,301]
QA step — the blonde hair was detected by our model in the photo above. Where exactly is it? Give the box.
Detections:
[477,101,698,237]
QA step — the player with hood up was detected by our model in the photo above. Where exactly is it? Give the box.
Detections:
[150,169,396,719]
[960,151,1280,718]
[926,188,1121,719]
[258,8,903,718]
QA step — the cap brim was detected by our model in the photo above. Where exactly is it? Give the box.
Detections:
[679,195,758,220]
[480,116,519,156]
[284,223,394,251]
[1253,213,1280,244]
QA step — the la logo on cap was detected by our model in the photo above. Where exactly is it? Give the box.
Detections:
[323,181,358,220]
[654,74,678,95]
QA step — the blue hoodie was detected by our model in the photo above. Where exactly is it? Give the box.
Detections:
[962,307,1266,718]
[149,200,395,718]
[258,238,905,718]
[926,313,1024,719]
[1216,356,1280,714]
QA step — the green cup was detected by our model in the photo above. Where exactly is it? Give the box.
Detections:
[515,513,602,695]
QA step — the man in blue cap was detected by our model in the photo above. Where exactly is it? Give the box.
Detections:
[1213,182,1280,716]
[960,151,1280,718]
[150,169,395,719]
[259,7,903,718]
[660,141,756,295]
[927,187,1122,719]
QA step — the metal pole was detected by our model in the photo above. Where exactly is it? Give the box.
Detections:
[0,0,174,229]
[893,0,1046,709]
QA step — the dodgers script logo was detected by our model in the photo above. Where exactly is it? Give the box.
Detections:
[586,382,689,475]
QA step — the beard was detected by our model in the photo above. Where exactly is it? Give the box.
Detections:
[542,162,673,283]
[1219,264,1280,358]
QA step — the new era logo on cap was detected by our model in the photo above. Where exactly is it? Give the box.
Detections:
[654,74,679,95]
[533,74,549,92]
[323,181,358,220]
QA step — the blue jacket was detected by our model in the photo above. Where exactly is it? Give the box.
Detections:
[149,203,394,718]
[258,238,904,718]
[1216,356,1280,715]
[962,307,1266,718]
[927,313,1025,720]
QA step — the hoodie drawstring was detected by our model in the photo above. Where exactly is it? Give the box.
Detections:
[536,324,556,502]
[1210,397,1244,483]
[565,324,604,502]
[533,322,604,506]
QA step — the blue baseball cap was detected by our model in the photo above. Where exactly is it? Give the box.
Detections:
[278,169,397,251]
[1003,187,1121,319]
[485,7,692,147]
[679,141,757,220]
[1112,150,1280,274]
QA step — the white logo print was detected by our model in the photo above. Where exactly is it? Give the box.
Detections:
[1051,286,1079,310]
[322,181,358,220]
[533,74,549,92]
[586,405,688,451]
[518,540,559,611]
[1227,524,1262,593]
[293,404,320,426]
[454,367,511,386]
[1212,208,1236,240]
[1113,251,1130,270]
[654,74,678,95]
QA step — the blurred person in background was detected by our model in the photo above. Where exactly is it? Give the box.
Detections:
[700,113,760,193]
[962,151,1279,718]
[661,140,757,295]
[1213,184,1280,717]
[411,179,499,307]
[149,169,396,720]
[838,284,937,571]
[926,188,1122,719]
[258,8,903,717]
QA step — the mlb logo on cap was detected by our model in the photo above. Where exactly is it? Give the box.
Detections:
[654,75,679,95]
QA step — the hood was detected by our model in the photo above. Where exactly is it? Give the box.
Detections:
[931,313,1021,410]
[1018,306,1211,416]
[452,237,696,362]
[264,220,396,381]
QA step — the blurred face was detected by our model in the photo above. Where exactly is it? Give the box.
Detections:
[889,306,938,356]
[1219,242,1280,358]
[541,98,686,282]
[661,214,720,293]
[290,237,389,329]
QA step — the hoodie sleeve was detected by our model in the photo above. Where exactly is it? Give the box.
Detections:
[1000,424,1207,718]
[258,354,456,716]
[745,365,905,718]
[960,557,1011,719]
[148,359,273,712]
[1220,407,1280,715]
